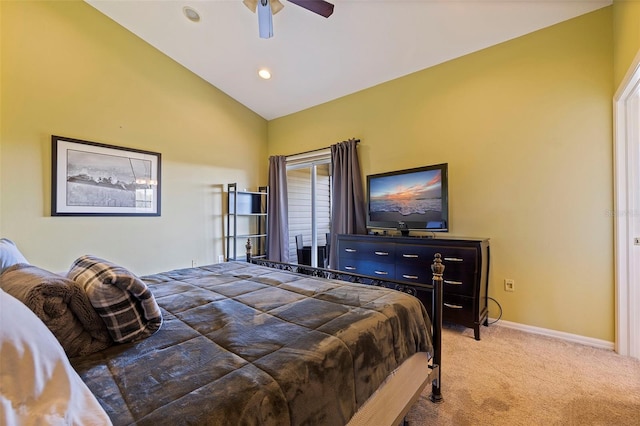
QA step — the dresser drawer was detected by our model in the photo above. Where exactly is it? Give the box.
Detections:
[442,293,475,325]
[395,244,439,264]
[439,248,477,269]
[395,263,432,285]
[337,239,395,261]
[396,243,475,261]
[338,259,395,279]
[395,245,476,295]
[395,264,476,296]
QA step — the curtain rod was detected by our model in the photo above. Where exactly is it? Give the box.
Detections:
[283,138,360,158]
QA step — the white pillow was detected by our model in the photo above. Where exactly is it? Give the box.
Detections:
[0,238,29,275]
[0,289,112,425]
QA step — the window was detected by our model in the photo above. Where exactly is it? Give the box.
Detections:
[286,150,331,266]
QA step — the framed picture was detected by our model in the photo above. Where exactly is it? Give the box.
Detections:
[51,135,161,216]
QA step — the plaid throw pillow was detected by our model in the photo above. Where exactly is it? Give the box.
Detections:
[68,255,162,343]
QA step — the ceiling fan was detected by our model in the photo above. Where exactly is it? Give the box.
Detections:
[243,0,335,39]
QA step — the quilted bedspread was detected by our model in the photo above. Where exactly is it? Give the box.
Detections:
[71,261,433,426]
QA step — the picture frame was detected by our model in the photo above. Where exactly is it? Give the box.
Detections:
[51,135,161,216]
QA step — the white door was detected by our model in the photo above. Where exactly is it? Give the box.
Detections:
[614,52,640,360]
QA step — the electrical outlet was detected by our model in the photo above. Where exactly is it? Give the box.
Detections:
[191,260,197,268]
[504,279,515,292]
[218,255,225,263]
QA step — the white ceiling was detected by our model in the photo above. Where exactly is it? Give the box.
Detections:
[86,0,611,120]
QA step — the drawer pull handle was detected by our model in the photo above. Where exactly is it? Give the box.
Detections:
[345,266,356,270]
[402,254,419,258]
[444,280,463,285]
[444,303,463,309]
[345,248,357,253]
[402,274,419,280]
[374,251,389,256]
[444,257,464,262]
[374,270,389,275]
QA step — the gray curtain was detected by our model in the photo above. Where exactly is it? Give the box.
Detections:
[267,155,290,262]
[329,139,366,268]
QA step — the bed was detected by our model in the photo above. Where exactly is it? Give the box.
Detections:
[0,243,443,426]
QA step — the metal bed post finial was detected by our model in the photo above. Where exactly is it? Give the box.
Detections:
[430,253,444,403]
[246,238,252,262]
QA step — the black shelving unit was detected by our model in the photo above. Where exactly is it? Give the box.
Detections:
[226,183,268,261]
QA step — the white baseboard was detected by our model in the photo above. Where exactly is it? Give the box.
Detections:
[488,318,615,351]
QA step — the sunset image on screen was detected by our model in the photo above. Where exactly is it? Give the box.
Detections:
[369,170,442,218]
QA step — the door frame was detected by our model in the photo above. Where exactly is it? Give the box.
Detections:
[614,50,640,359]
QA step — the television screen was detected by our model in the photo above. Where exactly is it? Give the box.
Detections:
[366,163,448,232]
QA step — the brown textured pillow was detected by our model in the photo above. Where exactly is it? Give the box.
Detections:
[0,264,112,357]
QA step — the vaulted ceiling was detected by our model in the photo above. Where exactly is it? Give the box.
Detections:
[86,0,612,120]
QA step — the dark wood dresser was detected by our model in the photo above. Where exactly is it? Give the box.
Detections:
[336,234,490,340]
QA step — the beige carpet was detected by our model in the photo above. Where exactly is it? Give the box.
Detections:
[405,323,640,425]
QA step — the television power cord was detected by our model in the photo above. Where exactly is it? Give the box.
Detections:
[487,296,503,325]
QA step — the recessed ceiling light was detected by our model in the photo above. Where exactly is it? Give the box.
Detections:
[258,69,272,80]
[183,6,200,22]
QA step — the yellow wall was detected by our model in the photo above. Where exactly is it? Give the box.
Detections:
[1,1,630,342]
[0,1,268,274]
[0,1,3,238]
[268,9,614,341]
[613,0,640,88]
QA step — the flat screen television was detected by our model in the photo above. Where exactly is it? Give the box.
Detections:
[366,163,449,233]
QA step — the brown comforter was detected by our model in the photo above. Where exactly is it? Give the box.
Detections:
[71,261,433,425]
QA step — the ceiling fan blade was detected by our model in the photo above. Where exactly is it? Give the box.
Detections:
[243,0,258,13]
[287,0,334,18]
[271,0,284,15]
